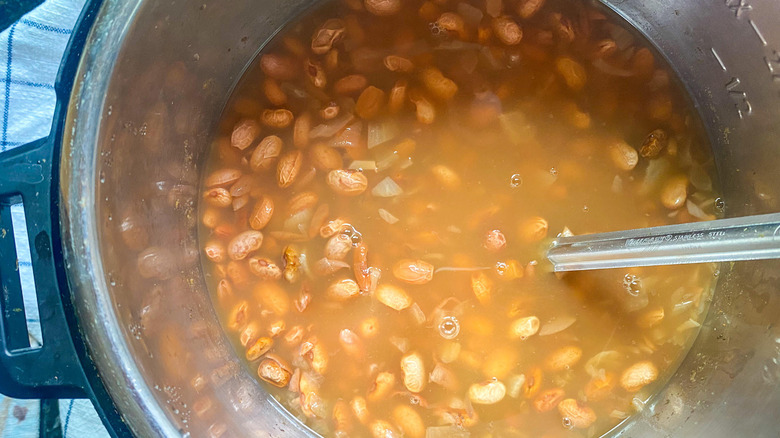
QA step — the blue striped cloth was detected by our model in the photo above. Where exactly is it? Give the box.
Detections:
[1,1,110,436]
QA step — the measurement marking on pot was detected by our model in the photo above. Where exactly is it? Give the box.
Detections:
[765,51,780,81]
[725,77,753,118]
[711,48,727,71]
[748,20,767,46]
[725,0,752,18]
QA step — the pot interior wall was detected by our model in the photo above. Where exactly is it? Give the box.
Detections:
[80,0,780,436]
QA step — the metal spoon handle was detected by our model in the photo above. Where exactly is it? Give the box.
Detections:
[547,213,780,272]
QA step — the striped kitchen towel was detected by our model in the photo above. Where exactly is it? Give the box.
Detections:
[1,0,110,436]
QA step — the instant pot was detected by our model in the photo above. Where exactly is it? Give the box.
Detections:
[1,0,778,436]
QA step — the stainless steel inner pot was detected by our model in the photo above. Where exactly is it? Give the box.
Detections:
[61,0,780,436]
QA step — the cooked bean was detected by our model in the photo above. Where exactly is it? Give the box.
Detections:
[468,380,506,404]
[533,388,565,412]
[282,245,301,283]
[384,55,414,73]
[320,218,347,238]
[364,0,401,16]
[492,16,523,45]
[355,86,386,119]
[367,371,396,401]
[248,257,283,280]
[369,420,400,438]
[483,229,506,252]
[203,187,232,208]
[256,282,290,316]
[202,208,220,229]
[205,168,242,188]
[327,169,368,195]
[558,399,597,429]
[227,230,264,260]
[333,400,353,433]
[246,336,273,361]
[309,143,343,170]
[268,320,286,337]
[250,135,283,172]
[392,259,434,284]
[470,272,493,306]
[137,246,177,280]
[232,194,249,211]
[263,78,287,106]
[509,316,540,340]
[392,405,425,438]
[350,396,370,424]
[249,196,274,230]
[375,283,413,310]
[610,140,639,171]
[334,74,368,95]
[410,92,435,124]
[388,79,408,113]
[555,56,587,92]
[277,150,303,188]
[518,216,548,242]
[327,278,361,301]
[585,372,615,401]
[400,352,426,393]
[227,300,250,331]
[325,233,353,260]
[226,260,252,287]
[338,328,365,358]
[620,360,658,392]
[320,101,340,119]
[258,355,292,387]
[305,58,327,89]
[640,128,668,158]
[261,109,294,129]
[637,306,665,328]
[516,0,545,18]
[436,12,466,40]
[311,18,345,55]
[231,119,261,150]
[661,175,688,210]
[545,345,583,371]
[293,112,312,149]
[420,67,458,101]
[203,241,226,263]
[430,164,461,189]
[287,191,318,216]
[260,53,299,81]
[593,38,618,59]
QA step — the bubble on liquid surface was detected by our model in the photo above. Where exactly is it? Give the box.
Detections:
[510,174,523,188]
[715,198,725,212]
[550,167,558,176]
[439,316,460,339]
[623,274,642,296]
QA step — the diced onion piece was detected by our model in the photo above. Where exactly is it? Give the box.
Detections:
[389,336,410,353]
[372,177,403,197]
[676,318,701,332]
[367,120,400,149]
[348,160,378,171]
[309,114,354,139]
[686,199,716,221]
[283,208,313,233]
[584,350,622,377]
[378,208,399,224]
[539,315,577,336]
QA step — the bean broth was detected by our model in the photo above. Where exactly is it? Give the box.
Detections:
[198,0,720,436]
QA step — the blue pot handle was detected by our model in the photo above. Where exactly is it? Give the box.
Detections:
[0,1,45,32]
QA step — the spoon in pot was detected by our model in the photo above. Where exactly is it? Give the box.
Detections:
[547,212,780,272]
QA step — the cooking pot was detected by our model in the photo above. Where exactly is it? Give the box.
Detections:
[0,0,778,436]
